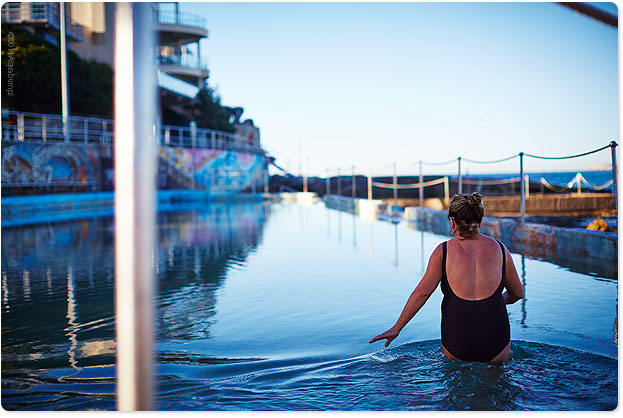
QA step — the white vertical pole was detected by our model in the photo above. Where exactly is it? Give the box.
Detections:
[367,166,372,200]
[576,172,581,194]
[610,141,618,205]
[337,167,341,196]
[114,2,156,411]
[457,157,462,194]
[443,176,449,206]
[419,160,423,207]
[190,121,196,190]
[60,2,70,142]
[393,162,397,205]
[42,115,47,141]
[519,152,525,223]
[326,169,330,195]
[352,166,356,199]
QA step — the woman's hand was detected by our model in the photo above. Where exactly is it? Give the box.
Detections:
[369,327,400,347]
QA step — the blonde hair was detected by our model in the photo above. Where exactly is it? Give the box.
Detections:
[448,192,484,238]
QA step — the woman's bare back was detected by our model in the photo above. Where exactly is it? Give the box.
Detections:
[445,234,504,301]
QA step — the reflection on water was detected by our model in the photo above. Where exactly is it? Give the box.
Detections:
[1,200,618,411]
[1,202,270,410]
[154,204,269,343]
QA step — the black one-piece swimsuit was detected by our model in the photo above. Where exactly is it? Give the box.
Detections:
[440,240,510,362]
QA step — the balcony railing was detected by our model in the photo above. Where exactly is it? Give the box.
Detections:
[157,53,209,72]
[1,110,263,155]
[154,9,206,29]
[1,3,84,41]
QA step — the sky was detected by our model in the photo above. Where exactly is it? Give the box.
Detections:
[180,1,619,177]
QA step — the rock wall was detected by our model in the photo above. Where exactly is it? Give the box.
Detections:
[405,207,617,264]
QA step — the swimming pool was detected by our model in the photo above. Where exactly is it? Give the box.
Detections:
[1,199,617,410]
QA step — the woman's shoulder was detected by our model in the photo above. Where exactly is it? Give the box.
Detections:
[449,234,502,250]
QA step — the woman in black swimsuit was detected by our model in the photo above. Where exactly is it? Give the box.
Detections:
[370,192,524,363]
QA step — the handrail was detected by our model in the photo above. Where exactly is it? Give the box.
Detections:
[154,10,207,29]
[1,3,85,41]
[1,110,264,155]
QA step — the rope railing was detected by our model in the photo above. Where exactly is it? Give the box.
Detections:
[462,154,518,164]
[460,177,520,185]
[524,143,613,160]
[320,141,617,221]
[420,158,457,166]
[540,172,615,194]
[371,176,448,190]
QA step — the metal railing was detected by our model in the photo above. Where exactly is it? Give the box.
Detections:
[2,111,114,144]
[1,110,264,155]
[157,53,209,71]
[160,123,262,154]
[153,9,206,29]
[1,3,84,41]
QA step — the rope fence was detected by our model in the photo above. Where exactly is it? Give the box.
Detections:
[540,172,615,194]
[317,141,618,222]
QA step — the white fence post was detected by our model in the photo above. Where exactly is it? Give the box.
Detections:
[457,157,462,195]
[419,160,423,207]
[610,141,618,205]
[368,166,372,200]
[519,152,525,223]
[393,162,397,205]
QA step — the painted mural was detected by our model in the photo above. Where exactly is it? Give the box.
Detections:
[158,146,267,191]
[1,141,267,193]
[1,142,101,188]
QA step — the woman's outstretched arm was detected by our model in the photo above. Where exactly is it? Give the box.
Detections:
[369,243,444,347]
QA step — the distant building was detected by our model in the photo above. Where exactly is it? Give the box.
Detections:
[1,2,267,195]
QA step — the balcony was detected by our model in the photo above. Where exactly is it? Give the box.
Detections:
[154,9,208,43]
[157,52,209,83]
[158,53,209,71]
[155,10,206,28]
[1,3,84,41]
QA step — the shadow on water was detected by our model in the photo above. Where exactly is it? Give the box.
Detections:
[155,340,616,411]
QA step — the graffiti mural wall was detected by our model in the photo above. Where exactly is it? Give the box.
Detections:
[158,146,268,191]
[2,141,267,193]
[1,142,102,189]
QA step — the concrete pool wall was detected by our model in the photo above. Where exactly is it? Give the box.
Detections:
[2,191,616,266]
[323,194,617,265]
[1,190,277,227]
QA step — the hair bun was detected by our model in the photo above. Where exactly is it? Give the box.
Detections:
[468,192,482,207]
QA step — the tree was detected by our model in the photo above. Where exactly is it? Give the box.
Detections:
[1,25,113,118]
[193,86,236,133]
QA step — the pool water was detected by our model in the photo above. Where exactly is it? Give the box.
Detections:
[1,200,618,410]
